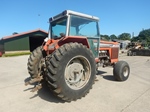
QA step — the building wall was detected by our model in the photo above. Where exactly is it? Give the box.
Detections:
[4,36,29,51]
[0,44,4,53]
[1,30,48,52]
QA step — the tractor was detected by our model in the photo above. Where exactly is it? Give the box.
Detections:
[25,10,130,101]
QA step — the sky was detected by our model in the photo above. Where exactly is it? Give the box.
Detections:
[0,0,150,38]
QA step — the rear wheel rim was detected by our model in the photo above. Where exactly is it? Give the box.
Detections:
[64,56,91,90]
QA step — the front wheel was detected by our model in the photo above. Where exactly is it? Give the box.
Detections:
[113,61,130,81]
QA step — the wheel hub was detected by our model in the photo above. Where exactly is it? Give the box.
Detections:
[123,66,129,77]
[66,62,84,83]
[65,56,91,90]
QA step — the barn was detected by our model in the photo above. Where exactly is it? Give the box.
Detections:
[0,29,48,55]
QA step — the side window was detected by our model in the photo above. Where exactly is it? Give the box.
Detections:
[52,25,66,37]
[70,26,76,36]
[51,17,67,38]
[79,22,97,37]
[69,15,98,37]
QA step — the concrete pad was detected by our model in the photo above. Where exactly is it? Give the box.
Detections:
[0,55,150,112]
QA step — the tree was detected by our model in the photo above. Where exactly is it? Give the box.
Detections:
[100,34,110,40]
[118,33,131,40]
[138,29,150,45]
[110,34,117,40]
[139,29,150,38]
[131,36,139,42]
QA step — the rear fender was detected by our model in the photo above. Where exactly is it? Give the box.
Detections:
[43,36,89,55]
[58,36,89,48]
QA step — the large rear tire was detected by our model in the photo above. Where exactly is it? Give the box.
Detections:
[27,46,45,78]
[45,43,96,101]
[113,61,130,81]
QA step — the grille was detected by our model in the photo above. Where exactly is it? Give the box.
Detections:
[111,48,119,59]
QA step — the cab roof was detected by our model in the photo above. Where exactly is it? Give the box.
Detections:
[50,10,99,22]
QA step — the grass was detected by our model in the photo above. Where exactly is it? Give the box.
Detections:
[2,52,31,57]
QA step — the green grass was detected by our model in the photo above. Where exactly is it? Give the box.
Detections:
[3,52,31,57]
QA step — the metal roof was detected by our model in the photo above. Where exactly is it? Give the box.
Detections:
[65,10,99,20]
[1,29,48,40]
[51,10,99,21]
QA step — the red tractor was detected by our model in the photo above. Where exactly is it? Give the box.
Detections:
[26,10,130,101]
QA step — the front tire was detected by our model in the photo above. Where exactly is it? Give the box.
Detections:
[45,43,96,101]
[113,61,130,81]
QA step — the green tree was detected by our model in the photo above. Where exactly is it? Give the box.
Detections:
[110,34,117,40]
[100,35,110,40]
[138,29,150,45]
[131,36,139,42]
[118,33,131,40]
